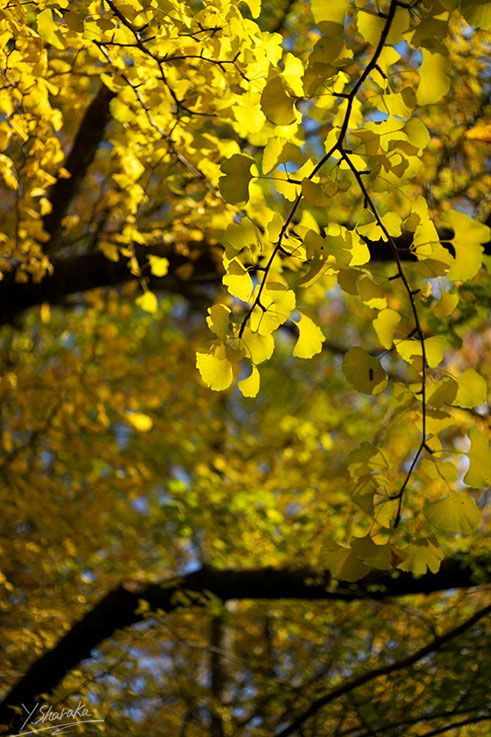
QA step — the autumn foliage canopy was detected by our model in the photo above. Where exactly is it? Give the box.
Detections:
[0,0,490,735]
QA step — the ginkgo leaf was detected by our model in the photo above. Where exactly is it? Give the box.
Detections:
[397,540,444,575]
[219,154,254,204]
[416,48,450,105]
[125,412,153,432]
[323,543,370,582]
[452,368,487,409]
[223,260,253,302]
[147,255,169,277]
[196,344,234,391]
[464,428,491,487]
[301,179,331,207]
[350,536,392,570]
[461,0,491,29]
[425,492,480,534]
[311,0,348,35]
[261,76,297,126]
[37,8,65,50]
[242,0,261,18]
[395,336,446,368]
[373,308,401,349]
[442,209,489,281]
[433,291,458,317]
[293,311,325,359]
[250,283,296,335]
[136,291,158,313]
[428,377,458,408]
[238,365,260,398]
[240,327,274,364]
[206,304,231,340]
[343,347,387,394]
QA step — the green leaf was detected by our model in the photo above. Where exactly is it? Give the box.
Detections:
[425,492,480,534]
[397,540,444,575]
[261,76,297,126]
[464,428,491,487]
[219,154,254,205]
[342,347,387,394]
[293,311,325,359]
[452,368,487,409]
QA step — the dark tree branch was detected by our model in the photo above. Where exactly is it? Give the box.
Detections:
[275,604,491,737]
[43,85,115,250]
[0,557,489,733]
[3,227,490,325]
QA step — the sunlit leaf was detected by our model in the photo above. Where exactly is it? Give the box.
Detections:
[293,311,325,359]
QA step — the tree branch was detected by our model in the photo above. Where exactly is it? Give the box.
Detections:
[0,557,489,732]
[275,603,491,737]
[43,85,115,251]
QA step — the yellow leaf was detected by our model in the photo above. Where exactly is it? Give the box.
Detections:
[293,311,325,359]
[147,255,169,277]
[416,48,450,105]
[125,412,153,432]
[196,344,234,391]
[311,0,348,35]
[37,8,65,50]
[424,492,480,534]
[219,154,254,205]
[464,428,491,487]
[250,282,295,335]
[442,209,489,282]
[373,308,401,350]
[395,336,446,368]
[136,291,158,313]
[238,365,260,397]
[242,0,261,18]
[433,291,458,317]
[261,76,297,126]
[342,347,387,394]
[223,260,253,302]
[206,304,231,340]
[452,368,487,409]
[240,327,274,364]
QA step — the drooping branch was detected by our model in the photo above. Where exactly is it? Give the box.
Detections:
[43,84,115,250]
[0,557,489,733]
